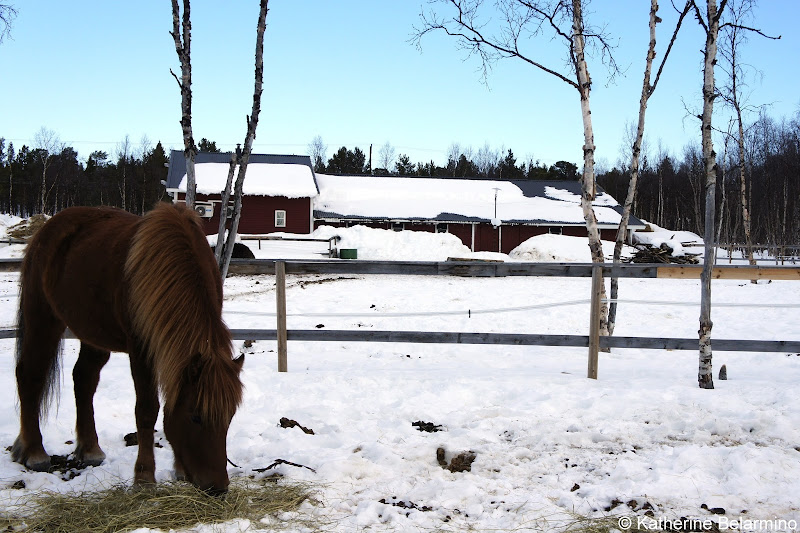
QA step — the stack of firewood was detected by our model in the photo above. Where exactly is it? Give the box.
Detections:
[625,243,700,264]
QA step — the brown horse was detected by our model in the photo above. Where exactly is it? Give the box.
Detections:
[12,202,244,494]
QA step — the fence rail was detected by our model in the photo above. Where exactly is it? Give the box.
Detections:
[2,259,799,379]
[1,328,798,353]
[2,258,799,280]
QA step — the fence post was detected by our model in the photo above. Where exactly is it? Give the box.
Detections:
[276,260,288,372]
[587,264,602,379]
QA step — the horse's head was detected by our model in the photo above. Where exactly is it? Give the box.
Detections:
[163,353,244,495]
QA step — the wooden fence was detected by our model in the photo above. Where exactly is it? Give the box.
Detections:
[717,243,800,264]
[1,258,799,379]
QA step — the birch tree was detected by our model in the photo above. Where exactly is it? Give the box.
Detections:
[607,0,692,335]
[170,0,197,208]
[33,127,62,214]
[116,135,131,211]
[695,0,727,390]
[217,0,269,279]
[717,0,779,279]
[377,141,396,172]
[308,135,327,172]
[415,0,620,336]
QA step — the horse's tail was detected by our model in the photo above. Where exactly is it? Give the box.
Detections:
[16,256,62,418]
[124,202,241,424]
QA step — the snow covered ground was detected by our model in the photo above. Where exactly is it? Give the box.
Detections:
[1,216,799,532]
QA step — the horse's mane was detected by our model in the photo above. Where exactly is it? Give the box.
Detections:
[125,203,242,426]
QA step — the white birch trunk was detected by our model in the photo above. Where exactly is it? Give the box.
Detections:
[609,0,659,336]
[736,107,756,276]
[699,0,723,390]
[214,153,237,267]
[171,0,197,208]
[572,0,609,338]
[220,0,269,279]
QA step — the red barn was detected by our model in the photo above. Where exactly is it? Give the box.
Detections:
[165,151,318,235]
[313,174,646,254]
[167,151,646,253]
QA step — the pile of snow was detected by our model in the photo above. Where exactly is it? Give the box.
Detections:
[633,222,704,257]
[509,233,624,262]
[312,224,472,261]
[236,225,633,263]
[0,213,23,235]
[0,213,27,259]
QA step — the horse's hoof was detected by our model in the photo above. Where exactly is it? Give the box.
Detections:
[75,447,106,467]
[11,437,51,472]
[133,471,156,486]
[133,476,156,488]
[26,456,52,472]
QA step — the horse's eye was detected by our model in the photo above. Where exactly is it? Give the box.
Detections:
[191,414,202,425]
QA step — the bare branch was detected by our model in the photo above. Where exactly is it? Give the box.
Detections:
[412,0,582,89]
[0,3,17,44]
[169,68,182,88]
[650,0,693,95]
[219,0,270,278]
[691,1,708,33]
[719,22,780,40]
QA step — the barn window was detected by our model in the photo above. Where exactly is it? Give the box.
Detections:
[548,226,562,235]
[391,222,405,232]
[436,223,448,233]
[275,210,286,228]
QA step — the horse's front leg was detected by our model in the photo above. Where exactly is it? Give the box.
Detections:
[128,349,160,485]
[73,343,111,466]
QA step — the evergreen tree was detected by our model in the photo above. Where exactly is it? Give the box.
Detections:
[395,154,415,176]
[453,154,477,177]
[498,149,524,179]
[327,146,367,174]
[550,160,579,180]
[312,156,326,173]
[198,138,220,152]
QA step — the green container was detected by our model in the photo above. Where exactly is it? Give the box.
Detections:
[339,248,358,259]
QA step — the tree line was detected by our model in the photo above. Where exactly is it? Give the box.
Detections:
[598,110,800,247]
[3,108,798,248]
[309,138,581,181]
[0,132,169,218]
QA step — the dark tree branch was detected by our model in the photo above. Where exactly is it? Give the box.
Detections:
[168,68,182,89]
[219,0,269,278]
[414,0,601,90]
[719,22,780,40]
[691,1,708,33]
[0,3,17,44]
[650,0,693,96]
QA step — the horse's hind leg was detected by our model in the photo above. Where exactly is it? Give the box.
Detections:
[73,343,111,466]
[12,295,66,472]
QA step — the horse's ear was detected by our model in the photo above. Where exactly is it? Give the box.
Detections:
[233,353,245,371]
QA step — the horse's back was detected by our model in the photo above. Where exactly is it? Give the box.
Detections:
[22,207,141,351]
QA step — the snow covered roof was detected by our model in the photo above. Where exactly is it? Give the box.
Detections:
[166,152,645,227]
[166,150,319,198]
[315,174,644,228]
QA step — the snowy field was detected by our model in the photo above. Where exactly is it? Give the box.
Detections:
[0,217,799,532]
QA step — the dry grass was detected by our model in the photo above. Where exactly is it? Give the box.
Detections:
[1,477,315,532]
[7,214,48,240]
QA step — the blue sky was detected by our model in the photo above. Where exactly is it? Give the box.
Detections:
[1,1,798,170]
